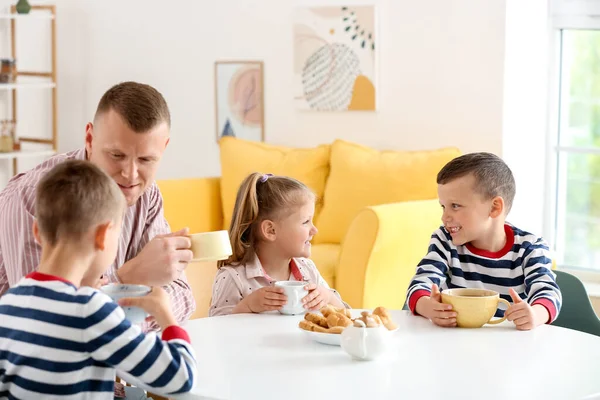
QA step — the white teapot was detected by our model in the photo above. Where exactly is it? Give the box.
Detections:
[340,319,390,361]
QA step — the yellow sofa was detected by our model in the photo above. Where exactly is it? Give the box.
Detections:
[157,138,460,316]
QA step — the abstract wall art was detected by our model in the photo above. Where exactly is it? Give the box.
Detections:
[215,60,264,142]
[293,6,377,111]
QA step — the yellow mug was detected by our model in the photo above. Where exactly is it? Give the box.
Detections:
[441,288,511,328]
[189,230,232,262]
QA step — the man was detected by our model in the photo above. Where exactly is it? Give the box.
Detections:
[0,81,196,328]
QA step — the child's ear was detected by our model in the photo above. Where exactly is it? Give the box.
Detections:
[94,221,112,251]
[489,196,505,218]
[32,220,41,245]
[259,219,277,242]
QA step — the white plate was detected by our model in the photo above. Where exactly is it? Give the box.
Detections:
[300,328,343,346]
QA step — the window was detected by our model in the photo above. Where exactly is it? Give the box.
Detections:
[554,29,600,272]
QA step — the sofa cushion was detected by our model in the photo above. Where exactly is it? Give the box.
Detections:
[316,139,461,243]
[157,178,223,234]
[219,137,331,229]
[310,243,340,288]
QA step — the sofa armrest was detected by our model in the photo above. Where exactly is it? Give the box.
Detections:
[335,199,440,309]
[156,177,224,233]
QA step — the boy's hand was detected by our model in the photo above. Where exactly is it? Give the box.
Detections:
[505,288,549,330]
[118,287,176,329]
[242,286,287,313]
[415,284,457,327]
[302,283,332,311]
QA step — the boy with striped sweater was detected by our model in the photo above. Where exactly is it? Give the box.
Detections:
[406,152,561,330]
[0,160,196,399]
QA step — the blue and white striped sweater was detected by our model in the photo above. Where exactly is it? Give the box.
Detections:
[0,273,197,399]
[406,224,562,320]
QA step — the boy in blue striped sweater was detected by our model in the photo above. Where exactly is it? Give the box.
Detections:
[0,160,196,399]
[406,152,561,330]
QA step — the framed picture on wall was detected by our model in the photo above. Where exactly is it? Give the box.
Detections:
[214,60,265,142]
[293,6,378,111]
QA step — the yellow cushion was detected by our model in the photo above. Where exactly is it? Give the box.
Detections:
[310,244,340,288]
[219,137,331,229]
[316,140,461,243]
[157,178,223,234]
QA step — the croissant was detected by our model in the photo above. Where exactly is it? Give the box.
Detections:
[320,304,336,317]
[299,319,329,333]
[373,306,398,331]
[335,307,352,319]
[299,319,345,334]
[305,312,329,328]
[326,312,353,328]
[327,326,345,334]
[320,304,351,318]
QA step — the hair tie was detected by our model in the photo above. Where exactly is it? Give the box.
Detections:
[259,173,273,183]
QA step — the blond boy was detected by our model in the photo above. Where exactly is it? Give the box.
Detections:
[0,160,196,398]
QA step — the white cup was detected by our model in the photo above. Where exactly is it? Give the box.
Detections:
[189,230,233,262]
[101,284,151,324]
[274,281,308,315]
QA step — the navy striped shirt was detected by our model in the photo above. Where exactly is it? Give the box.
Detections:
[0,272,197,399]
[406,224,562,321]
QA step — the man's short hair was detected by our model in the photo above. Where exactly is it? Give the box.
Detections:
[437,152,516,213]
[94,81,171,132]
[36,160,125,245]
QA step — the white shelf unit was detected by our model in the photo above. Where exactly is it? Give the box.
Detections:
[0,13,54,20]
[0,82,56,90]
[0,4,57,177]
[0,149,55,160]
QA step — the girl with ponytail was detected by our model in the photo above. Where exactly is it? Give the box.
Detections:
[209,172,347,316]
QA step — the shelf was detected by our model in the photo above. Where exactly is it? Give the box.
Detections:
[0,14,54,20]
[0,4,57,180]
[0,82,56,90]
[0,149,55,160]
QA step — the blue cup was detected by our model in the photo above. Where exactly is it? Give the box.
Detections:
[101,284,151,324]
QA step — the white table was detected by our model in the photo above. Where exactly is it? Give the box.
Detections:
[179,310,600,400]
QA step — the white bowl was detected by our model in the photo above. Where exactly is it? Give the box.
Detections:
[300,325,398,347]
[301,328,343,346]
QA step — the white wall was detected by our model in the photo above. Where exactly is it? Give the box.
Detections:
[44,0,506,180]
[5,0,535,228]
[502,0,550,237]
